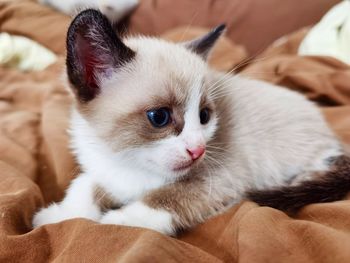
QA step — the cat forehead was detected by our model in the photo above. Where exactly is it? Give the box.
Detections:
[99,69,206,117]
[125,37,208,75]
[97,37,209,112]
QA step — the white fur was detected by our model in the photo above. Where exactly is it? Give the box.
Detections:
[182,76,217,148]
[33,36,343,234]
[100,202,173,235]
[69,110,168,202]
[33,174,101,227]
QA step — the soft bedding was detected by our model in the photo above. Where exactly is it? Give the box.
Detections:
[0,1,350,262]
[0,32,57,71]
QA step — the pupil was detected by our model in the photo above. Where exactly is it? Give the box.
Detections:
[154,110,166,124]
[147,108,170,128]
[200,108,210,124]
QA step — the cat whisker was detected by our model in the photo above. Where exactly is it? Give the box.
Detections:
[208,53,276,98]
[206,145,231,153]
[204,152,226,168]
[203,163,213,199]
[179,10,200,42]
[232,54,273,72]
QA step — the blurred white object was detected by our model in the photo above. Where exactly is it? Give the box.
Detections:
[299,0,350,64]
[0,33,57,71]
[99,0,139,22]
[39,0,139,22]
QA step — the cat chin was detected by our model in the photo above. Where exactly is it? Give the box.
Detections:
[171,168,192,178]
[172,161,193,172]
[171,156,204,174]
[169,164,202,179]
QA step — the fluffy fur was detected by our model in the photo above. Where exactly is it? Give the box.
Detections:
[33,10,347,235]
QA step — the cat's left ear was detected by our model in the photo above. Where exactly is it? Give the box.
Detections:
[66,9,135,102]
[184,24,226,60]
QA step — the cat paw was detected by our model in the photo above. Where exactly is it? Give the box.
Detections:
[32,203,65,228]
[33,202,102,228]
[99,202,174,235]
[99,210,129,225]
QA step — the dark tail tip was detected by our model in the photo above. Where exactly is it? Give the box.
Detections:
[247,155,350,214]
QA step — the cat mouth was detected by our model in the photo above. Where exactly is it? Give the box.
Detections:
[173,161,194,172]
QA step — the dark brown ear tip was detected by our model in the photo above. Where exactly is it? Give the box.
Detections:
[184,23,227,59]
[67,9,111,44]
[72,8,105,21]
[68,9,105,30]
[214,24,226,34]
[208,24,226,42]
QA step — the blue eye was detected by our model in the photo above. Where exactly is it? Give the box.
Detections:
[147,108,171,128]
[200,108,210,124]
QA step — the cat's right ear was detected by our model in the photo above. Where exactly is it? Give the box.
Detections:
[66,9,135,102]
[184,24,226,60]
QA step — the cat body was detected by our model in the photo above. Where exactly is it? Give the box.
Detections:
[33,10,345,235]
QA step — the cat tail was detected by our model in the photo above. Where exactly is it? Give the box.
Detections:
[246,155,350,214]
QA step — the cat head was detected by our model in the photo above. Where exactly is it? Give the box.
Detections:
[67,9,225,179]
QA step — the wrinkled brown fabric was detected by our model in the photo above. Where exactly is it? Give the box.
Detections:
[128,0,341,54]
[242,29,350,143]
[1,0,340,55]
[0,0,70,55]
[1,1,350,262]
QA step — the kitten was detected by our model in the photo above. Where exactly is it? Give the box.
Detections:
[39,0,139,22]
[32,9,347,235]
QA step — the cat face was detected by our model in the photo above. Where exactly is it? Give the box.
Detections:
[87,39,219,178]
[67,10,225,179]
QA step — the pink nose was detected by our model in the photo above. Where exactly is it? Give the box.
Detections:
[187,146,206,160]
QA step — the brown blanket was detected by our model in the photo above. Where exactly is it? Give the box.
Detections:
[1,1,350,262]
